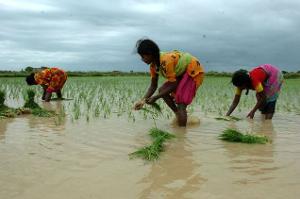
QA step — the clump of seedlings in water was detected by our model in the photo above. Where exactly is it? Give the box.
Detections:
[219,128,269,144]
[0,90,12,118]
[23,89,55,117]
[130,102,176,161]
[215,116,241,121]
[24,89,40,109]
[129,128,175,161]
[0,90,30,118]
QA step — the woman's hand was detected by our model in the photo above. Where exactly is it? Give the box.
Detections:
[133,99,145,110]
[226,94,241,117]
[247,110,255,119]
[145,96,158,104]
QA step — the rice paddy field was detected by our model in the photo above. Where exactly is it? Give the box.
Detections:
[0,76,300,199]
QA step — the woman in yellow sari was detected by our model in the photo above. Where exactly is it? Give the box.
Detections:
[134,39,204,126]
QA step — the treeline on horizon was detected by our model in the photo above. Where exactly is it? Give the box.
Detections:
[0,67,299,78]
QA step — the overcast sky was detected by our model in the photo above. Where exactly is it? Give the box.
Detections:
[0,0,299,72]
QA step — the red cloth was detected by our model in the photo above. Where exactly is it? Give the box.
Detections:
[249,68,267,92]
[175,72,197,105]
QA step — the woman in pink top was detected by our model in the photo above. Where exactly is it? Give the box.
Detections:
[226,64,283,119]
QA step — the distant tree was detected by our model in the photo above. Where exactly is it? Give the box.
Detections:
[282,70,288,74]
[25,66,34,73]
[40,66,48,69]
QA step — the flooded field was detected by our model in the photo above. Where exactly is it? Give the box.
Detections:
[1,76,300,199]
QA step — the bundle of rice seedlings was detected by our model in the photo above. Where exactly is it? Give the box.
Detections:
[150,103,162,112]
[129,140,163,161]
[149,128,175,140]
[23,89,55,117]
[0,90,5,107]
[0,90,18,118]
[24,89,40,109]
[215,116,241,121]
[0,109,16,118]
[219,128,269,144]
[141,102,162,114]
[129,128,175,161]
[31,108,55,117]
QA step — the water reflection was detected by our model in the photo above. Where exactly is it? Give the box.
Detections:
[223,120,277,184]
[28,101,67,131]
[0,118,14,141]
[138,128,206,199]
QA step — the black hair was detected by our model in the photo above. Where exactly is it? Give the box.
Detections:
[26,73,37,85]
[135,38,160,72]
[232,69,251,95]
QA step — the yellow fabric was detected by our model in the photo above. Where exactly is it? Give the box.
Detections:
[235,88,242,95]
[149,51,204,87]
[255,83,264,93]
[159,52,178,82]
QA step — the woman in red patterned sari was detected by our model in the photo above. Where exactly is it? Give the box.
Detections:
[26,67,68,102]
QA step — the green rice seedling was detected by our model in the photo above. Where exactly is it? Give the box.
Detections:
[0,90,18,118]
[141,103,162,127]
[0,90,5,107]
[219,128,269,144]
[24,89,40,109]
[215,116,241,121]
[0,90,34,118]
[0,108,17,118]
[94,103,101,118]
[23,89,55,117]
[129,128,175,161]
[129,139,163,161]
[30,108,54,117]
[149,128,176,141]
[150,103,162,113]
[141,103,162,114]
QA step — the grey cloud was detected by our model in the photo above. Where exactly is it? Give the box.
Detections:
[0,0,299,71]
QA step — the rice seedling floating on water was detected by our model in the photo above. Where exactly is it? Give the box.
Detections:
[219,128,269,144]
[149,128,175,140]
[23,89,55,117]
[129,140,163,161]
[129,128,175,161]
[215,116,241,121]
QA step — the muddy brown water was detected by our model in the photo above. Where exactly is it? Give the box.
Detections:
[0,102,299,199]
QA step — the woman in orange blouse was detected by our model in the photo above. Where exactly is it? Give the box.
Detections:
[26,67,68,102]
[134,39,204,126]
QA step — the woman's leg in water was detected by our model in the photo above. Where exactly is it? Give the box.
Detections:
[177,103,187,126]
